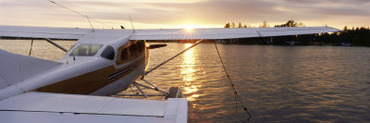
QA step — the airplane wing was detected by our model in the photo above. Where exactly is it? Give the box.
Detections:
[131,26,339,40]
[0,25,339,40]
[0,92,187,123]
[0,25,91,40]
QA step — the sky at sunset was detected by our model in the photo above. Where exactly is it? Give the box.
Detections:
[0,0,369,30]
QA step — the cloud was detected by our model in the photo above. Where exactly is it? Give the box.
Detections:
[0,0,369,28]
[103,0,282,25]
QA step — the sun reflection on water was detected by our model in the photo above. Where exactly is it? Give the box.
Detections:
[181,43,200,101]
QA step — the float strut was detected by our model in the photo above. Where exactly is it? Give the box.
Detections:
[134,82,148,98]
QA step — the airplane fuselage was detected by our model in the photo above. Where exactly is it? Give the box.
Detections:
[0,32,150,99]
[36,39,149,95]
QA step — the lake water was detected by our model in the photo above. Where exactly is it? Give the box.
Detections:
[1,40,369,122]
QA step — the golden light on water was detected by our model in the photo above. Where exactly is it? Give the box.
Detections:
[181,43,200,101]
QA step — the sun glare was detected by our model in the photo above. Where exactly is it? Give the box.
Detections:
[184,24,194,32]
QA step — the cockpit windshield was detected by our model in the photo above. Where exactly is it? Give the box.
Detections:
[70,44,103,56]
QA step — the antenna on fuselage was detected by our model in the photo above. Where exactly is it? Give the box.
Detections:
[48,0,95,32]
[129,16,136,33]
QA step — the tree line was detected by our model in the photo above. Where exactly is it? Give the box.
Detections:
[224,20,305,28]
[316,26,370,46]
[223,20,370,46]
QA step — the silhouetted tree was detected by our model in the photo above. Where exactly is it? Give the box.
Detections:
[224,22,255,28]
[260,20,269,28]
[231,22,236,28]
[275,20,304,27]
[343,26,348,31]
[238,22,243,28]
[224,23,230,28]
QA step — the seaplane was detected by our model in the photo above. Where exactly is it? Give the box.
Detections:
[0,8,339,122]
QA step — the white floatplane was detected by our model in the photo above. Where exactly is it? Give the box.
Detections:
[0,25,338,122]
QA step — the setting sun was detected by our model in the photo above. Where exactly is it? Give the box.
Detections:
[184,24,195,32]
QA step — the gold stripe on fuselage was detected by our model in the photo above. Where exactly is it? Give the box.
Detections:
[35,59,144,95]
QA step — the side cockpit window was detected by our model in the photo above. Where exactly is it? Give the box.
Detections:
[117,47,128,62]
[100,46,115,60]
[130,42,138,57]
[116,41,145,65]
[70,44,102,56]
[137,41,145,54]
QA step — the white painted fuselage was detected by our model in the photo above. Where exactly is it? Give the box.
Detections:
[0,31,149,99]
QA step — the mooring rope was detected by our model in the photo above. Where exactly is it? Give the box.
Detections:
[214,42,252,122]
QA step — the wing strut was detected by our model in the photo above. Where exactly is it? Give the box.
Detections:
[45,38,68,52]
[28,39,34,56]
